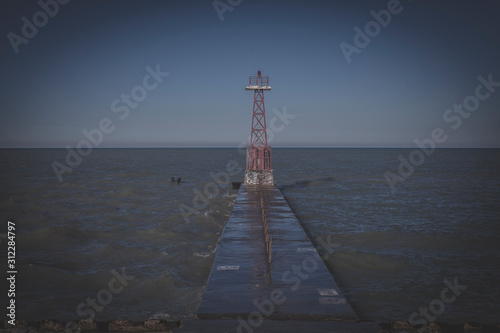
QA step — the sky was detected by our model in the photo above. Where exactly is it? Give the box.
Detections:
[1,0,499,148]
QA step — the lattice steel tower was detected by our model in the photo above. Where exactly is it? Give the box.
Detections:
[244,70,273,186]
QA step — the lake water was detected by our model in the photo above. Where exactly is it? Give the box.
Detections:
[1,148,499,324]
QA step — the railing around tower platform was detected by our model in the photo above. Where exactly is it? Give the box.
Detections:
[248,75,269,86]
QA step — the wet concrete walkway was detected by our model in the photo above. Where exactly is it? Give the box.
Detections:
[191,185,379,333]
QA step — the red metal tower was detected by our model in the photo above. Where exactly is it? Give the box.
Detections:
[244,71,273,186]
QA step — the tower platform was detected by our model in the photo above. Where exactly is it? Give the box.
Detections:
[245,85,272,90]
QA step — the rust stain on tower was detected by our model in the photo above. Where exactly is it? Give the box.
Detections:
[244,70,274,186]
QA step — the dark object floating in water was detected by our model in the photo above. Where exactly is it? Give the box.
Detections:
[232,182,242,189]
[171,177,181,184]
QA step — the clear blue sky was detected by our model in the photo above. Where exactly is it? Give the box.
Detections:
[1,0,499,148]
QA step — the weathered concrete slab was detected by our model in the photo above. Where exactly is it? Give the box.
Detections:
[196,185,358,321]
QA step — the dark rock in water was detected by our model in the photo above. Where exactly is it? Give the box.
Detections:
[108,320,137,331]
[176,177,181,183]
[232,181,242,189]
[426,322,441,332]
[393,320,413,330]
[376,321,500,333]
[107,319,180,332]
[76,319,98,331]
[464,322,482,330]
[144,319,178,331]
[171,177,175,182]
[3,320,28,329]
[40,320,65,331]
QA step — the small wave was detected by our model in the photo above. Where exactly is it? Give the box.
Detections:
[60,182,86,190]
[193,248,216,257]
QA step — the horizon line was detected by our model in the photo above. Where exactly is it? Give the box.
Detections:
[1,146,499,149]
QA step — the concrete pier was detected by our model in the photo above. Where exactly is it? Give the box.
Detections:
[186,185,382,332]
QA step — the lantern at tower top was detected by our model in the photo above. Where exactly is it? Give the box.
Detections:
[245,70,271,91]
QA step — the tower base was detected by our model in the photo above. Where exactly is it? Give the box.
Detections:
[244,169,274,186]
